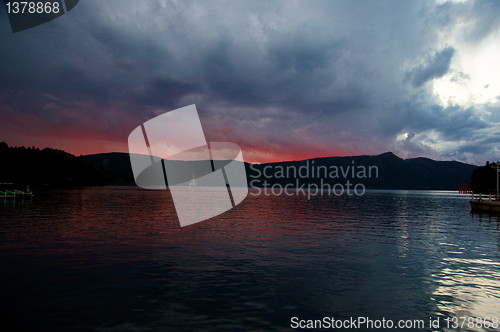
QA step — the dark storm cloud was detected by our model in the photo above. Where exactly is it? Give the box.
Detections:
[0,0,499,163]
[406,47,456,87]
[136,78,203,109]
[400,101,489,137]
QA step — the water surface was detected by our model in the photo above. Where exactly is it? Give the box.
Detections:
[1,187,499,331]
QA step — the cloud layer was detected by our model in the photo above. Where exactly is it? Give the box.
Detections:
[0,0,499,164]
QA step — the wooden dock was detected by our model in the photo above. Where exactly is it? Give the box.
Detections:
[470,194,500,213]
[0,190,33,199]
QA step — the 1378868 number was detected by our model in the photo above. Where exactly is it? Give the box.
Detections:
[445,316,499,329]
[6,2,60,14]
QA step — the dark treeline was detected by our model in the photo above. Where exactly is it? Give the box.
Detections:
[470,161,499,194]
[0,142,118,187]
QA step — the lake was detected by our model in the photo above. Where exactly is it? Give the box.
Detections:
[1,187,499,331]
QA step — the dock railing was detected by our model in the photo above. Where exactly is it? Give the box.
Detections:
[0,190,33,199]
[471,193,499,202]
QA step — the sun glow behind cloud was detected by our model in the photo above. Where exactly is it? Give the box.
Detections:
[390,0,500,164]
[433,15,500,107]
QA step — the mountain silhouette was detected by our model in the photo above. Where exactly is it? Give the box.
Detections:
[0,142,477,189]
[85,150,476,190]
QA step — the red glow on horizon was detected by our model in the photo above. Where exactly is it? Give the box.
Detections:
[0,136,361,163]
[1,109,367,163]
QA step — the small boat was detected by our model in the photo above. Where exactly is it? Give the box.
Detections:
[189,174,196,187]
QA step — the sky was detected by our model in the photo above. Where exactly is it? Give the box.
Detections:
[0,0,499,164]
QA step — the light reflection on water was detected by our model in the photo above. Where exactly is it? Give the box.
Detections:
[0,187,499,331]
[433,257,500,319]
